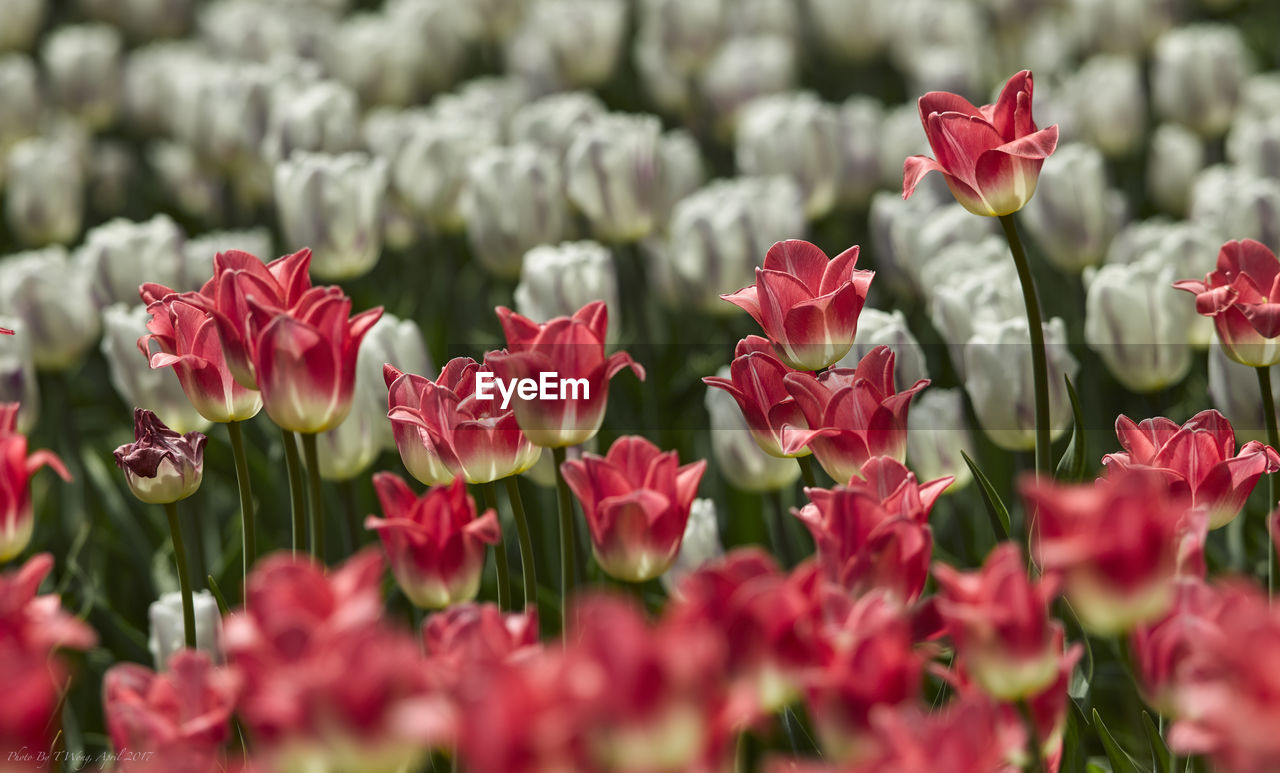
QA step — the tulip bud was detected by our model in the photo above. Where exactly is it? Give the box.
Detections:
[1084,260,1195,393]
[78,215,186,309]
[0,0,43,52]
[837,308,928,393]
[509,90,608,161]
[1146,123,1207,216]
[0,55,41,154]
[660,498,723,595]
[736,92,842,219]
[1066,54,1147,157]
[565,113,664,242]
[1189,165,1280,253]
[704,366,801,492]
[506,0,628,89]
[699,35,797,131]
[102,304,211,436]
[1152,24,1253,138]
[837,97,883,208]
[514,241,621,341]
[260,80,360,167]
[1020,143,1126,273]
[0,318,38,434]
[461,144,568,278]
[179,228,273,293]
[1104,219,1219,349]
[963,316,1079,451]
[273,151,388,280]
[1209,345,1280,444]
[0,247,100,370]
[655,176,806,315]
[113,409,206,505]
[928,241,1026,376]
[42,24,123,130]
[803,0,888,61]
[146,141,225,223]
[5,136,85,247]
[148,589,221,668]
[907,388,974,492]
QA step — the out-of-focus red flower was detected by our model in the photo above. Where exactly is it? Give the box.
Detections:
[720,240,874,372]
[139,295,263,423]
[780,346,928,483]
[102,651,239,773]
[933,543,1062,700]
[0,405,70,562]
[1174,239,1280,367]
[422,603,540,672]
[703,336,811,459]
[1103,409,1280,528]
[903,70,1059,217]
[796,457,950,604]
[223,550,448,771]
[1170,580,1280,773]
[561,436,707,583]
[385,358,542,486]
[364,474,499,609]
[1130,578,1223,717]
[249,286,382,433]
[486,301,644,448]
[1023,468,1195,635]
[113,409,206,505]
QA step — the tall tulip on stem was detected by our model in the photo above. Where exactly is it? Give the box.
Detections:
[903,70,1059,474]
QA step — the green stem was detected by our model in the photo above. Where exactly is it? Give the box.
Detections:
[797,454,818,489]
[339,478,360,553]
[301,433,326,561]
[765,490,795,567]
[999,213,1052,476]
[1257,366,1279,598]
[1016,698,1047,773]
[226,421,256,581]
[552,446,577,625]
[282,429,306,556]
[481,481,511,610]
[504,475,539,611]
[164,501,196,649]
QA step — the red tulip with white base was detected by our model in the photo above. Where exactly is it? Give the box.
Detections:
[1174,239,1280,367]
[0,403,70,562]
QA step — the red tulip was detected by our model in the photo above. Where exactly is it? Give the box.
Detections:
[0,404,70,562]
[0,552,97,654]
[720,240,874,371]
[796,457,950,604]
[1103,409,1280,528]
[1023,468,1196,635]
[102,651,239,773]
[139,294,263,423]
[1130,578,1223,717]
[486,301,644,448]
[903,70,1059,217]
[933,543,1062,700]
[560,436,707,582]
[1174,238,1280,367]
[250,286,382,433]
[422,602,540,672]
[703,335,811,459]
[365,474,500,609]
[780,346,928,483]
[385,358,542,486]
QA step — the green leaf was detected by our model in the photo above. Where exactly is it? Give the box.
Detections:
[1055,375,1088,481]
[1093,708,1146,773]
[207,575,232,616]
[1061,699,1086,773]
[961,450,1011,541]
[1142,712,1172,773]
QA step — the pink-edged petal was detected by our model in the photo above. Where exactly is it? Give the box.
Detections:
[763,240,831,294]
[902,155,946,200]
[993,125,1059,159]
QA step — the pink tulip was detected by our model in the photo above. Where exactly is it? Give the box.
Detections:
[703,335,810,459]
[0,404,70,562]
[1174,238,1280,367]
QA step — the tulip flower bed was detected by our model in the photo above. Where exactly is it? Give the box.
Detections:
[6,1,1280,772]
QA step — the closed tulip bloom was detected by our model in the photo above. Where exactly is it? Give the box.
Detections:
[704,336,810,460]
[146,141,225,223]
[178,228,273,293]
[1021,143,1125,273]
[148,590,222,669]
[365,474,500,609]
[1147,123,1207,215]
[837,308,928,393]
[506,0,627,88]
[327,12,457,106]
[462,144,568,278]
[781,346,929,482]
[698,35,797,131]
[869,190,997,298]
[903,70,1059,217]
[385,358,542,485]
[659,498,723,595]
[1069,0,1174,56]
[1103,410,1280,529]
[514,241,620,340]
[0,247,100,371]
[1064,54,1147,158]
[0,405,69,562]
[1175,239,1280,367]
[906,388,974,492]
[838,97,884,208]
[487,301,644,448]
[273,151,388,281]
[633,0,725,76]
[102,305,210,435]
[0,318,37,434]
[421,603,540,674]
[0,56,41,153]
[78,215,185,309]
[5,136,84,247]
[1129,578,1221,717]
[704,366,802,491]
[1188,165,1280,252]
[656,176,806,315]
[963,316,1078,451]
[933,543,1062,700]
[0,0,43,52]
[736,92,843,219]
[1227,112,1280,181]
[565,113,664,243]
[928,242,1025,376]
[1106,220,1220,347]
[722,239,874,371]
[261,80,360,167]
[42,24,123,130]
[509,91,608,161]
[113,409,206,505]
[1209,346,1280,443]
[1152,24,1252,138]
[803,0,888,61]
[561,435,707,582]
[1085,260,1196,392]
